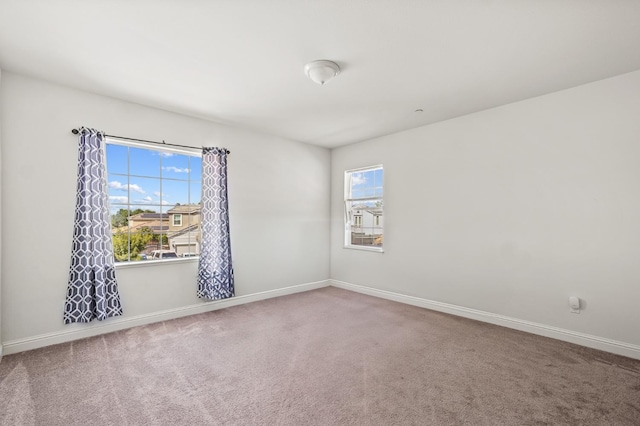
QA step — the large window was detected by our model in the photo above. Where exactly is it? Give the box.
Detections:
[344,165,383,251]
[106,140,202,262]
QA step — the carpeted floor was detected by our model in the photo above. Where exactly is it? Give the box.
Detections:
[1,287,639,425]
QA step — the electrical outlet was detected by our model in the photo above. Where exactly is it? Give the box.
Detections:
[569,296,580,314]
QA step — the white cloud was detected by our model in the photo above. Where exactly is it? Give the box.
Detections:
[162,166,190,173]
[133,197,171,206]
[109,181,145,194]
[153,151,174,158]
[153,191,162,198]
[128,184,145,194]
[109,181,126,190]
[109,196,128,204]
[351,173,366,185]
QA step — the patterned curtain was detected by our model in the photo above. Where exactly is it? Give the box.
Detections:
[197,147,234,300]
[64,128,123,323]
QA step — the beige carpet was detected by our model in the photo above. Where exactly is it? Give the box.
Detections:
[1,287,639,425]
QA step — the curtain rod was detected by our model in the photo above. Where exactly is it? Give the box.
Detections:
[71,128,230,154]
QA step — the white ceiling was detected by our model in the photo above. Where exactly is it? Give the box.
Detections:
[1,1,640,148]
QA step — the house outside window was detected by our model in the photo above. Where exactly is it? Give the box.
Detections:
[344,165,383,251]
[167,204,201,257]
[106,140,202,262]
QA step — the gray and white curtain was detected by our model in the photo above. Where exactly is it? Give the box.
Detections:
[64,128,122,323]
[197,147,234,300]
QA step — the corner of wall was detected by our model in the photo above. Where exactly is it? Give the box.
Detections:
[0,67,4,362]
[327,148,334,280]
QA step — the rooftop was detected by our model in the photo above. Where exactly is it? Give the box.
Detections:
[167,204,201,214]
[130,213,169,221]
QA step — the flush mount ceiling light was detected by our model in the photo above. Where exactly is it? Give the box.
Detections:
[304,60,341,85]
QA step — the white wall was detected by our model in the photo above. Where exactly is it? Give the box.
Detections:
[331,71,640,353]
[0,72,330,351]
[0,68,3,358]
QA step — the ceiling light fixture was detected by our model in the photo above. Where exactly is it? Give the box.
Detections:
[304,60,341,85]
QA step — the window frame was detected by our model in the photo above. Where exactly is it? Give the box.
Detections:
[105,137,202,267]
[173,213,183,227]
[344,164,384,253]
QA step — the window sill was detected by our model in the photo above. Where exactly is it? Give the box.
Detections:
[114,257,198,269]
[343,245,384,253]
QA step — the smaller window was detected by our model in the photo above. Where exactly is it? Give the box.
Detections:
[344,165,383,251]
[173,214,182,226]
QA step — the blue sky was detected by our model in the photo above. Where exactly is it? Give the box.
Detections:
[106,144,201,215]
[350,168,383,199]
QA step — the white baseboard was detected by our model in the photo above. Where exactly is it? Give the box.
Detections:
[330,280,640,361]
[6,279,639,361]
[2,280,330,356]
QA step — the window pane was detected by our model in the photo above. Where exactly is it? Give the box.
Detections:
[129,147,161,177]
[347,198,383,247]
[160,206,182,260]
[190,157,202,181]
[349,167,383,199]
[374,168,383,197]
[112,226,131,262]
[156,207,170,252]
[162,154,191,177]
[168,206,201,258]
[351,187,365,199]
[127,177,161,206]
[113,206,165,263]
[106,144,128,174]
[108,173,130,206]
[190,181,202,204]
[110,207,130,231]
[362,169,375,185]
[350,171,366,197]
[129,206,165,233]
[162,180,190,205]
